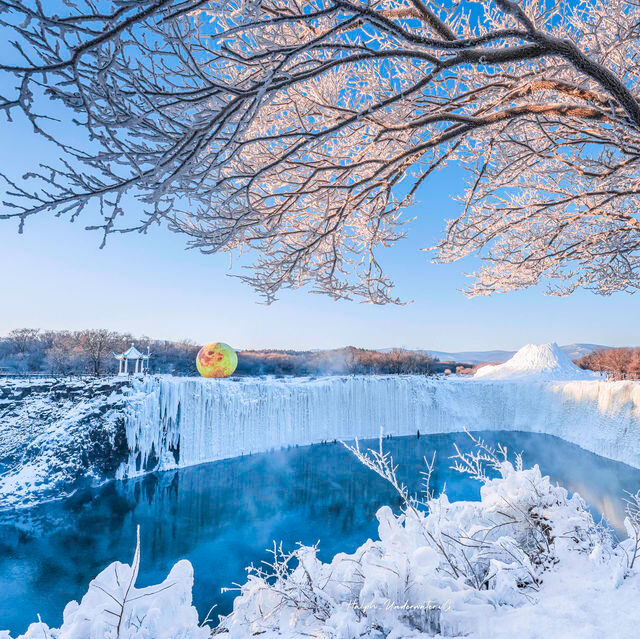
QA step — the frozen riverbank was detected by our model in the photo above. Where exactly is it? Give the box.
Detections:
[123,374,640,474]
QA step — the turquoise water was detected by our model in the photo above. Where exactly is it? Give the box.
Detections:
[1,431,639,635]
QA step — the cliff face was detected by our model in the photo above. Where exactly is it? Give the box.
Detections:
[0,377,131,509]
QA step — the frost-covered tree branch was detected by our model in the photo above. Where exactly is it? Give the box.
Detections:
[2,0,640,301]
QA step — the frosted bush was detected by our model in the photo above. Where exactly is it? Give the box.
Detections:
[6,528,209,639]
[217,434,640,638]
[620,490,640,571]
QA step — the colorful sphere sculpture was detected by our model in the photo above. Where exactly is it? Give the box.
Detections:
[196,342,238,378]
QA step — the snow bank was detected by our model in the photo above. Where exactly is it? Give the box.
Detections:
[123,374,640,474]
[474,343,598,381]
[6,452,640,639]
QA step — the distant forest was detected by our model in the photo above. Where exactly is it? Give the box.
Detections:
[575,348,640,380]
[0,329,198,376]
[0,329,442,377]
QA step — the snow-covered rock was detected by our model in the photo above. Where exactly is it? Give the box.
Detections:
[474,343,599,381]
[0,377,132,509]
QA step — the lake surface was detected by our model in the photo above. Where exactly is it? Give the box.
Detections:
[1,431,640,634]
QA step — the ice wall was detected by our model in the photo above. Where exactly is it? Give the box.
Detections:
[123,375,640,474]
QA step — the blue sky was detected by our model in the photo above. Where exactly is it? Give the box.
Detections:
[0,19,638,351]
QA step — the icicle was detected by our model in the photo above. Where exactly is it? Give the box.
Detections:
[121,376,640,476]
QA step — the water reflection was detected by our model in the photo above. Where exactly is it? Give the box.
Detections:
[1,431,639,635]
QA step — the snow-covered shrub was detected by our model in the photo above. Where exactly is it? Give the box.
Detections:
[216,434,637,638]
[6,528,209,639]
[620,489,640,571]
[447,433,611,588]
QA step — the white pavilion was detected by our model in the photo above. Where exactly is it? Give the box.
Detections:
[114,343,150,376]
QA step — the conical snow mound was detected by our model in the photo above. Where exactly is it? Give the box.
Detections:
[474,343,598,381]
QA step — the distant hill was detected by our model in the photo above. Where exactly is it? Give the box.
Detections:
[379,343,609,364]
[421,349,515,364]
[559,343,610,360]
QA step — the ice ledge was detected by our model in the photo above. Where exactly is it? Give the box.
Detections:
[123,375,640,474]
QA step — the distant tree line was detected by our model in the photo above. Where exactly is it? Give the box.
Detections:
[12,329,637,379]
[236,347,439,376]
[576,348,640,380]
[0,328,199,376]
[0,330,440,377]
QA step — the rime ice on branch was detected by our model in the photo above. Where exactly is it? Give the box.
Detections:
[1,0,640,301]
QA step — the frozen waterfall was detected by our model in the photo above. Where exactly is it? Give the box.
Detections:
[122,375,640,475]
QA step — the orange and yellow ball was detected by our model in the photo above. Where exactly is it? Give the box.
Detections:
[196,342,238,378]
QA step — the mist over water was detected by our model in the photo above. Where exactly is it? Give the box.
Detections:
[1,431,639,635]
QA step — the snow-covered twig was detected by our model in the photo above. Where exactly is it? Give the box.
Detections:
[622,489,640,570]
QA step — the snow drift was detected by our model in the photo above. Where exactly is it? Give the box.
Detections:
[122,374,640,475]
[6,530,208,639]
[474,343,598,381]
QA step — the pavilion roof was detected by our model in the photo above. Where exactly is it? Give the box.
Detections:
[114,343,149,359]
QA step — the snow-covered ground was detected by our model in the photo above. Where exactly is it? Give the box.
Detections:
[7,445,640,639]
